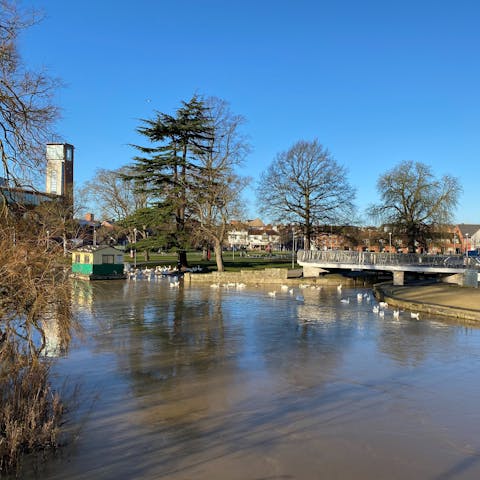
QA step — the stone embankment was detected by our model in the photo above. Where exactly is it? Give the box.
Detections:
[184,268,358,287]
[375,283,480,322]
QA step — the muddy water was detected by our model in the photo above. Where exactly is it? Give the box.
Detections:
[22,280,480,479]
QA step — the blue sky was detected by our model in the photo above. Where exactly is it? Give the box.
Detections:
[19,0,480,223]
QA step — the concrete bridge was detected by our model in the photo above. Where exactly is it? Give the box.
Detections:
[297,250,480,286]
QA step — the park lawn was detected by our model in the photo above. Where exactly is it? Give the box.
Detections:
[125,251,296,271]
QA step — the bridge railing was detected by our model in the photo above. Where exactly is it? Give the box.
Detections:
[297,250,479,270]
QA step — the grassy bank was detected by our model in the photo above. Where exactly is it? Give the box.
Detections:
[126,251,296,272]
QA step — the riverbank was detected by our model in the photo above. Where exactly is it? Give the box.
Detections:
[375,282,480,322]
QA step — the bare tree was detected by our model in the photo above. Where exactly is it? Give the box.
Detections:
[256,139,356,250]
[0,1,60,191]
[189,97,250,271]
[0,3,73,472]
[80,166,149,221]
[368,160,462,253]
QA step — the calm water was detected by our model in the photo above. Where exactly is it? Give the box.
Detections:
[22,279,480,479]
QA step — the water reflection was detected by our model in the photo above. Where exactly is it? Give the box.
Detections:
[20,279,480,480]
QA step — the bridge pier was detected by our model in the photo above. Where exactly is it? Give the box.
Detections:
[393,271,404,286]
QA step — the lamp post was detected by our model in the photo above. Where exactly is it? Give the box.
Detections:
[389,232,392,251]
[133,227,137,268]
[465,233,469,259]
[292,229,296,269]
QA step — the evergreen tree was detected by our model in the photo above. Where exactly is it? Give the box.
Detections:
[127,95,213,266]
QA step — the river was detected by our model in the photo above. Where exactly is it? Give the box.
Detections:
[19,278,480,479]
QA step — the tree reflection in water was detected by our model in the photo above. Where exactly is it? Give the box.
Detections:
[25,280,480,480]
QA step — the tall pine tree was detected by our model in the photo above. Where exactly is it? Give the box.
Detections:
[128,95,213,267]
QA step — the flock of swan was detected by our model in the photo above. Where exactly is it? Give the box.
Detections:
[264,282,421,320]
[125,269,422,320]
[125,265,203,281]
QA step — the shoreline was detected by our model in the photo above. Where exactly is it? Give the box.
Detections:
[374,282,480,322]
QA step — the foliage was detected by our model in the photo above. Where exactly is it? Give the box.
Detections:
[0,214,75,473]
[368,160,462,252]
[0,2,73,473]
[0,358,63,473]
[256,139,356,250]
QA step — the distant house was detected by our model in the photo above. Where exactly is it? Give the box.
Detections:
[248,228,281,250]
[71,245,125,280]
[455,224,480,253]
[227,227,249,250]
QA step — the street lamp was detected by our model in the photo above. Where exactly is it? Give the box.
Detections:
[465,233,469,259]
[292,229,296,269]
[133,227,137,268]
[389,232,392,251]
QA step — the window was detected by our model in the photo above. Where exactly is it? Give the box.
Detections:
[50,169,57,193]
[83,254,91,264]
[65,146,73,161]
[75,254,81,263]
[102,254,114,264]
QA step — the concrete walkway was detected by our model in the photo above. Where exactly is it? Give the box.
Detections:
[376,283,480,321]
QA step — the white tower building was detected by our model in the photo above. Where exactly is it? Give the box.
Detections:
[45,143,74,197]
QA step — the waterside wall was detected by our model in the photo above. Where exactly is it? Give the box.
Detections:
[184,268,358,286]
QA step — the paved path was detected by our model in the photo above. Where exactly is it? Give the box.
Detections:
[376,283,480,321]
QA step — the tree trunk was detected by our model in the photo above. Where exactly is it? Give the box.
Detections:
[214,240,224,272]
[178,250,188,269]
[407,224,417,253]
[304,234,310,251]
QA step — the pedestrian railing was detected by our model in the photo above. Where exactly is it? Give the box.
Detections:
[297,249,479,270]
